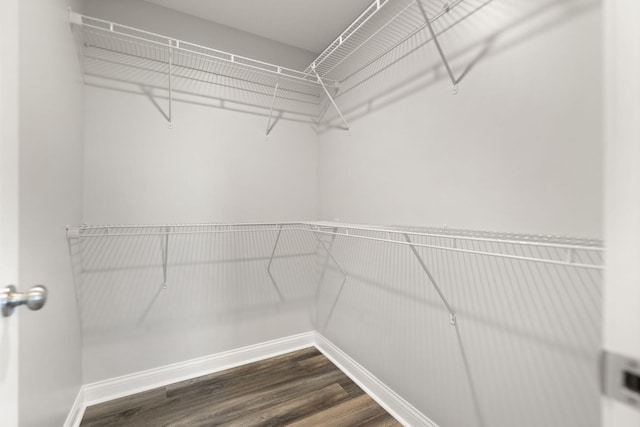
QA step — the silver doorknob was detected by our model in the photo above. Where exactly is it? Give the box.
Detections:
[1,285,48,317]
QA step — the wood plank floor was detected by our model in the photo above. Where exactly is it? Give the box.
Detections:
[80,347,402,426]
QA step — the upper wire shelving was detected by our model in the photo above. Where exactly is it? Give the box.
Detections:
[305,0,461,85]
[69,12,338,133]
[69,0,464,132]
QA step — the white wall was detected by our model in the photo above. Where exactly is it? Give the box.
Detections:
[76,225,320,383]
[17,0,85,426]
[315,2,604,427]
[319,0,602,239]
[80,85,320,382]
[79,2,321,382]
[82,0,317,70]
[315,229,602,427]
[83,86,319,224]
[602,0,640,425]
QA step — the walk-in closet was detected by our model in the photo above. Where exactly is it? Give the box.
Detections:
[1,0,639,426]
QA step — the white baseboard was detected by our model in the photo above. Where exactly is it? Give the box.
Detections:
[313,332,438,427]
[65,331,435,427]
[63,387,85,427]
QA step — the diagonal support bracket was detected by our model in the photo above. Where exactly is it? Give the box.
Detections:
[266,225,286,302]
[266,77,280,136]
[416,0,458,93]
[312,66,350,131]
[316,86,340,127]
[167,45,174,127]
[162,226,170,289]
[311,227,348,331]
[403,233,456,325]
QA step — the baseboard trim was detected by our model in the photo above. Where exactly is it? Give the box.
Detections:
[63,386,85,427]
[66,331,435,427]
[314,332,438,427]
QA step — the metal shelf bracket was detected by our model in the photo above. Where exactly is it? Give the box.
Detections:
[312,227,348,331]
[168,45,173,128]
[266,225,286,302]
[416,0,458,91]
[266,77,280,136]
[312,65,350,131]
[403,233,456,325]
[162,226,170,288]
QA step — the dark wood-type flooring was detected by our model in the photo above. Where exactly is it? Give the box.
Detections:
[80,347,402,426]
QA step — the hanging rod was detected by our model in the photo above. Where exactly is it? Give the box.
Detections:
[66,222,604,270]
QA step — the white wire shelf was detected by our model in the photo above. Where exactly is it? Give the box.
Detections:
[69,12,338,127]
[69,0,468,131]
[305,0,462,84]
[67,222,604,271]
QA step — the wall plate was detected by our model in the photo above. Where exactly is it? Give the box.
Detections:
[602,351,640,409]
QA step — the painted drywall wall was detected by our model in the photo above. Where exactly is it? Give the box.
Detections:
[315,228,602,427]
[82,0,317,70]
[315,2,604,427]
[17,0,85,426]
[76,225,320,383]
[80,1,321,380]
[81,84,320,381]
[318,0,602,239]
[83,86,319,224]
[602,0,640,425]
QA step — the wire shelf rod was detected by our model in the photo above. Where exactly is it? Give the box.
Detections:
[74,221,302,230]
[302,223,603,252]
[310,229,604,270]
[67,223,603,270]
[68,228,305,238]
[69,222,603,252]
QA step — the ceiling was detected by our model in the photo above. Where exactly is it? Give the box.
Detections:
[143,0,374,54]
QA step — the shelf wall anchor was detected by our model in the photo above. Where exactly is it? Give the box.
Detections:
[403,233,456,325]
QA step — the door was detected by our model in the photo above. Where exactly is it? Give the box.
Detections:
[603,1,640,426]
[0,0,20,424]
[2,0,85,425]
